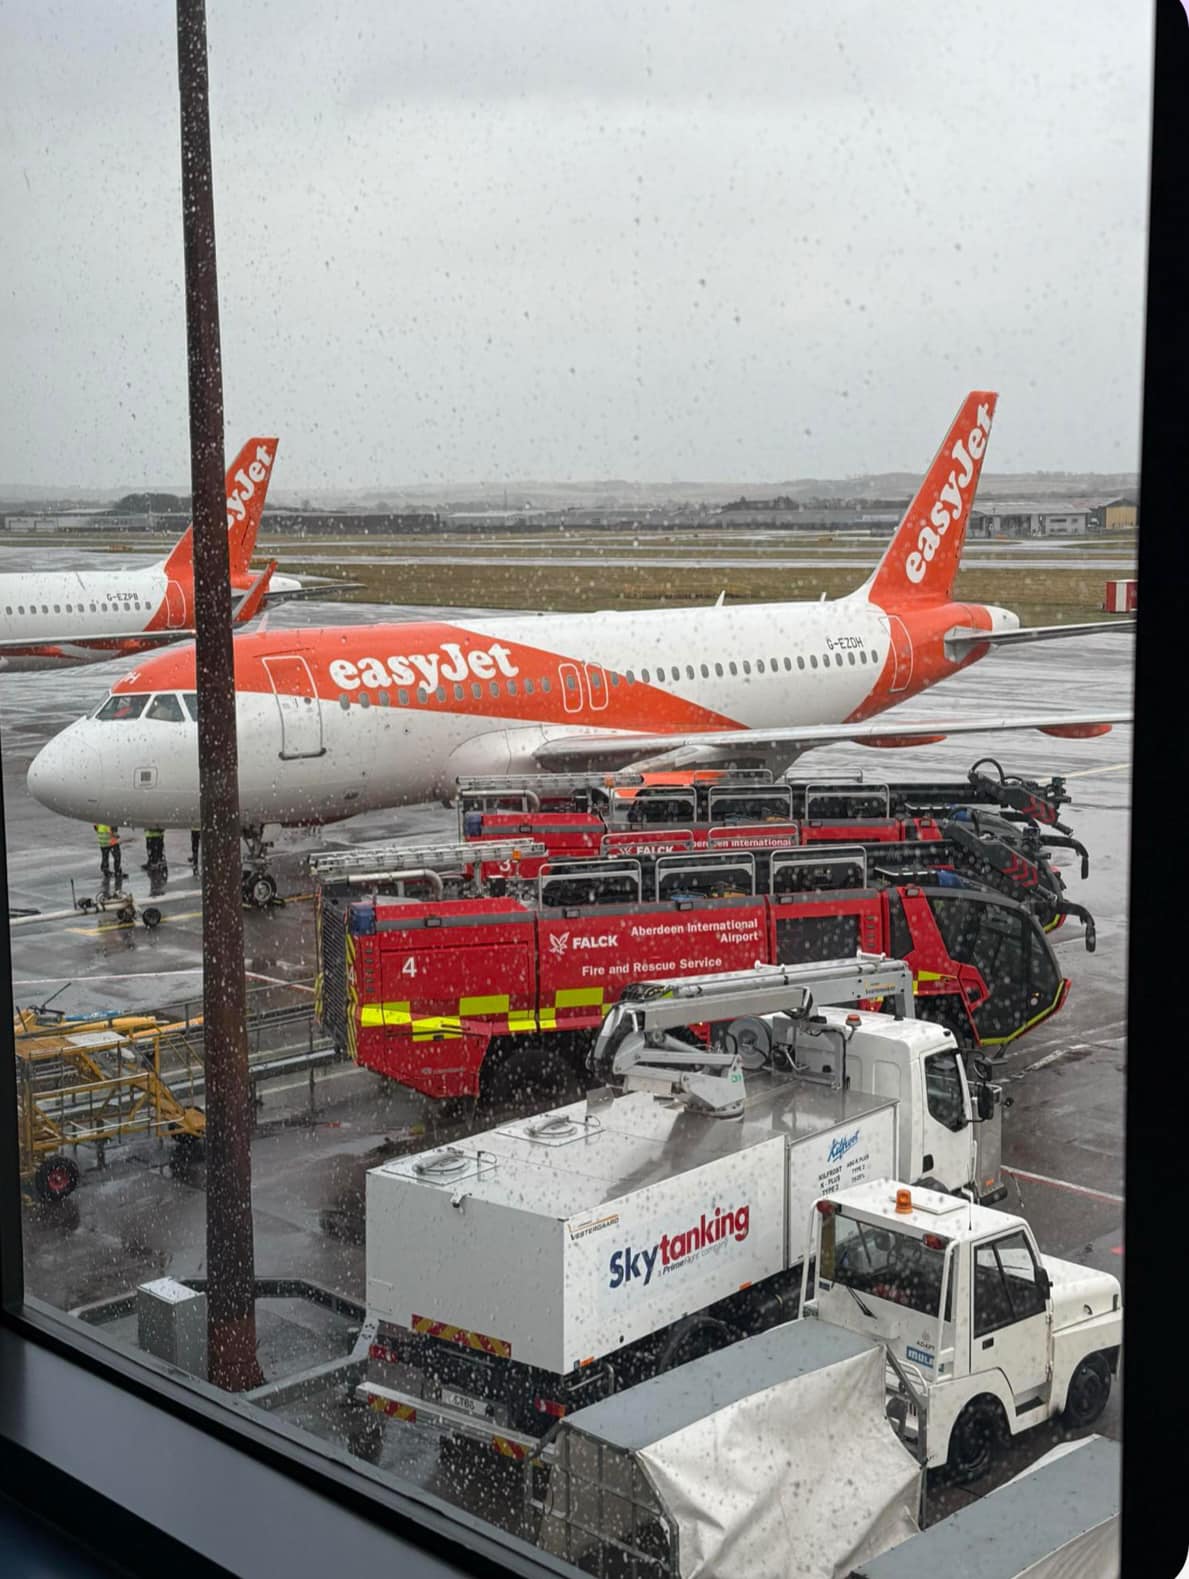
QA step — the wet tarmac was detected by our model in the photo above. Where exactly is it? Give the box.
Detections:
[0,605,1133,1533]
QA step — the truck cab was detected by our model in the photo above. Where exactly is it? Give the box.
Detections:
[767,1009,1005,1205]
[801,1179,1122,1483]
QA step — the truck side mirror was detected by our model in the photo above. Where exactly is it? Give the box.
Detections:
[1036,1267,1051,1300]
[976,1084,996,1122]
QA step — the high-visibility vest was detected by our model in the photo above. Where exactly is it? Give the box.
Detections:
[94,825,120,848]
[146,829,164,839]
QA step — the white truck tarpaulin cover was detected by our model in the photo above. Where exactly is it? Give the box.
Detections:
[547,1320,921,1579]
[851,1434,1120,1579]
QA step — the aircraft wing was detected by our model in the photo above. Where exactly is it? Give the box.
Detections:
[944,619,1135,656]
[0,629,200,654]
[530,710,1132,773]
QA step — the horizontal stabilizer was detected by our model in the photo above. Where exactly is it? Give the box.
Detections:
[944,619,1135,658]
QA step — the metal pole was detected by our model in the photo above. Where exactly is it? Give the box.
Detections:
[176,0,262,1390]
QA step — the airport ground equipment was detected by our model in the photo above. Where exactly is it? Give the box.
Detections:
[357,962,1004,1467]
[314,847,1070,1097]
[455,757,1076,830]
[537,1321,922,1579]
[458,796,1092,942]
[13,1008,206,1202]
[853,1435,1120,1579]
[801,1178,1122,1484]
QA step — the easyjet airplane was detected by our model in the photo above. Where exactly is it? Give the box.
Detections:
[0,436,299,672]
[27,392,1132,859]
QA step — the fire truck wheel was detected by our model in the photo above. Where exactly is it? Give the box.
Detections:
[34,1155,80,1204]
[481,1044,577,1108]
[1061,1353,1112,1428]
[946,1397,1004,1484]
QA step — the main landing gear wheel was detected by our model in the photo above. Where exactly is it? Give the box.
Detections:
[243,871,277,908]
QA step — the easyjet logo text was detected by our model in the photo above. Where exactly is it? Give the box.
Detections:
[904,402,992,585]
[226,444,275,528]
[329,642,519,693]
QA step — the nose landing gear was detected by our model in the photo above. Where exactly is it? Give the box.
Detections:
[241,825,281,909]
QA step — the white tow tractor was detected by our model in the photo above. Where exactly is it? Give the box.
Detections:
[357,955,1008,1468]
[801,1178,1122,1483]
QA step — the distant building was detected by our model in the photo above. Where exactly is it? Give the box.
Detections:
[1088,497,1138,533]
[969,502,1090,539]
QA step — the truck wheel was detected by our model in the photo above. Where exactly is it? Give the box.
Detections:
[946,1398,1003,1484]
[481,1044,577,1109]
[345,1408,385,1465]
[34,1154,80,1204]
[1061,1353,1112,1428]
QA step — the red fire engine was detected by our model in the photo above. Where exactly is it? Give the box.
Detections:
[315,834,1071,1103]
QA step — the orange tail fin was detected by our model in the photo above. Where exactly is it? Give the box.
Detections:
[863,392,997,608]
[163,436,279,583]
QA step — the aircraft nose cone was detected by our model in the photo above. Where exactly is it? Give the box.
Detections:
[28,727,105,820]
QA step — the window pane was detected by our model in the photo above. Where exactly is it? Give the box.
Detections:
[145,693,184,723]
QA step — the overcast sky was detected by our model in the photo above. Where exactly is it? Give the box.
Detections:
[0,2,1153,489]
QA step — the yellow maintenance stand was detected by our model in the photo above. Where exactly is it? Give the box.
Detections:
[13,1008,206,1203]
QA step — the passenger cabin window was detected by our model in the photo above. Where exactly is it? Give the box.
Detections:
[96,693,148,722]
[145,693,185,723]
[973,1232,1048,1335]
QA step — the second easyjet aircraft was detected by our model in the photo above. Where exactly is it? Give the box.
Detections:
[26,392,1132,835]
[0,437,296,671]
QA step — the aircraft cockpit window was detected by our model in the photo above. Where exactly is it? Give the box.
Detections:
[182,692,199,720]
[145,693,185,723]
[96,693,148,722]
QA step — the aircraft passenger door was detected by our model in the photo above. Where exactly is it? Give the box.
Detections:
[165,581,186,628]
[584,663,609,711]
[263,654,325,759]
[558,661,584,714]
[887,615,913,693]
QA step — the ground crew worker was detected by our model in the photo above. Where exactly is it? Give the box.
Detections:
[143,827,165,868]
[95,824,122,881]
[190,828,201,866]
